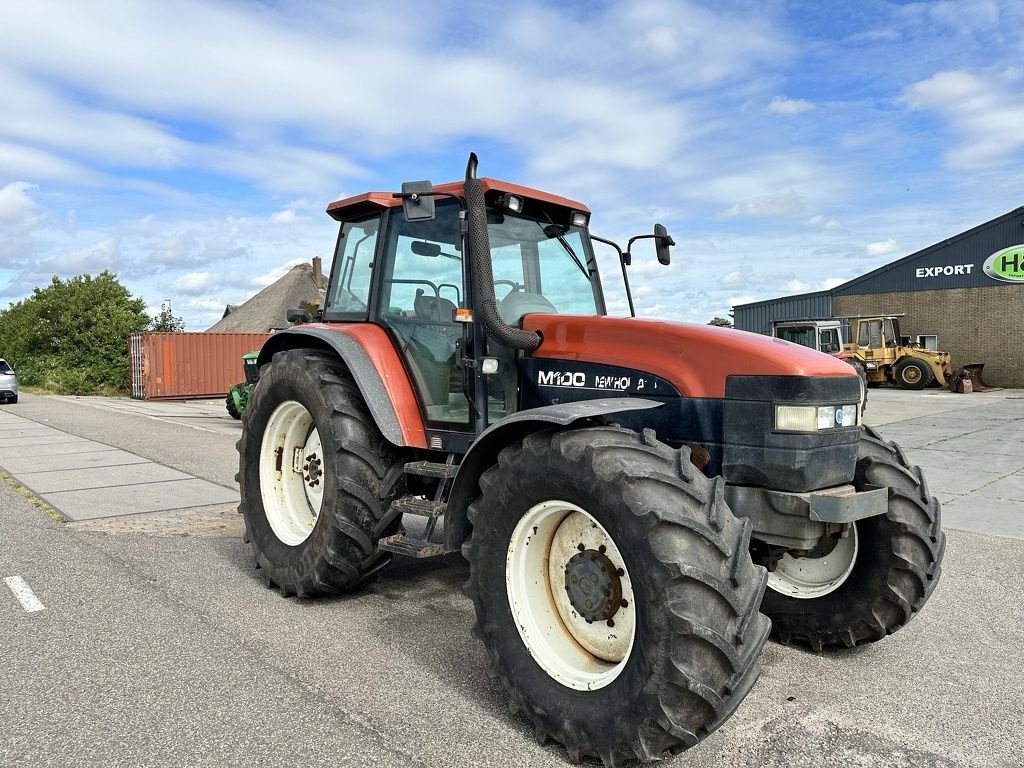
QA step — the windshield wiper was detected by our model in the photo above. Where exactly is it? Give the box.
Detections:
[539,214,589,278]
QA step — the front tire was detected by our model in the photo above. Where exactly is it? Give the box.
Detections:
[463,427,770,766]
[894,358,931,390]
[238,349,404,596]
[761,425,945,650]
[225,384,243,420]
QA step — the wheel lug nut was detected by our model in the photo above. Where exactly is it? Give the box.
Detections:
[616,568,624,577]
[577,543,585,552]
[620,599,628,608]
[607,619,615,628]
[598,544,606,553]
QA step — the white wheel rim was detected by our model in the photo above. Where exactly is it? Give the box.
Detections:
[767,525,859,599]
[259,400,324,546]
[506,500,636,691]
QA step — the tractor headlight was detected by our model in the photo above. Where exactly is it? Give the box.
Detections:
[775,404,859,432]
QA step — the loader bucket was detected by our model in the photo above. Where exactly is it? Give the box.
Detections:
[950,363,997,393]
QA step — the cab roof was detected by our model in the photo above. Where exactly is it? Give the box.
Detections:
[326,177,590,221]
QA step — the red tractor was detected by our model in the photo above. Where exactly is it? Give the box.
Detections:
[238,155,944,766]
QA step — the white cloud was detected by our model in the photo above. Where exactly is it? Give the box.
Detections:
[769,95,815,115]
[866,238,899,256]
[0,182,42,231]
[722,189,806,219]
[807,214,841,230]
[171,271,218,294]
[904,69,1024,169]
[43,235,121,273]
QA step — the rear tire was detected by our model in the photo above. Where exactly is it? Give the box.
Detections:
[760,426,945,650]
[463,427,770,766]
[237,349,405,596]
[894,358,931,390]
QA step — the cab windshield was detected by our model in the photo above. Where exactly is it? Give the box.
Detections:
[488,211,604,320]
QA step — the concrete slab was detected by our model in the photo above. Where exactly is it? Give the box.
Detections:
[942,496,1024,538]
[970,472,1024,502]
[41,478,239,520]
[926,435,1024,457]
[916,467,1006,498]
[16,463,193,494]
[0,409,240,522]
[0,423,67,435]
[903,447,1024,476]
[0,440,117,459]
[0,448,149,475]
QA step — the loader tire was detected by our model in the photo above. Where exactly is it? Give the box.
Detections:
[761,425,945,650]
[894,358,931,390]
[463,427,770,767]
[237,349,404,597]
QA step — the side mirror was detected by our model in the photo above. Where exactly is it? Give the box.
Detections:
[654,223,674,265]
[400,180,435,222]
[286,308,311,325]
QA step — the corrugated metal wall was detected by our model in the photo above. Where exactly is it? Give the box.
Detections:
[733,292,833,335]
[130,332,271,400]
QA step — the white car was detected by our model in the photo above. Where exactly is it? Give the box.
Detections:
[0,359,17,404]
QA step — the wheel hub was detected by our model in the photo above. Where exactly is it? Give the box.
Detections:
[564,549,622,623]
[304,454,322,487]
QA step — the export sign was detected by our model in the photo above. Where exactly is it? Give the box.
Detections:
[983,245,1024,282]
[915,264,974,278]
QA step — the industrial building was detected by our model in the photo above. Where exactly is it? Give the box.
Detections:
[733,207,1024,387]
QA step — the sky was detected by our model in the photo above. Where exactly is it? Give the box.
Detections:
[1,0,1023,328]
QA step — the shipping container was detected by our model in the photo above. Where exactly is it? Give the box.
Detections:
[130,332,271,400]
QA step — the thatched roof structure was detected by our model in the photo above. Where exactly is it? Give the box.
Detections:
[206,261,325,333]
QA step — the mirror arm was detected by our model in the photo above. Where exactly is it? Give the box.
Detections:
[591,234,635,318]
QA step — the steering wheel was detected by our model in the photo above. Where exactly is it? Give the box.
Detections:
[494,279,521,301]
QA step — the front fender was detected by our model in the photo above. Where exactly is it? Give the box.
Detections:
[443,398,663,552]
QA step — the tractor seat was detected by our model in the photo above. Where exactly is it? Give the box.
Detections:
[497,292,558,326]
[414,289,457,323]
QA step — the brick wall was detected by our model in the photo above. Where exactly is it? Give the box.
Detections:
[833,286,1023,387]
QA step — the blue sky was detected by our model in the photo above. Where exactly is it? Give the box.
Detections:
[1,0,1023,328]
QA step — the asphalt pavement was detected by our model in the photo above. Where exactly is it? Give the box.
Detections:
[1,390,1022,767]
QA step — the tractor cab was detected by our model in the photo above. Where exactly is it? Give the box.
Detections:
[320,173,611,441]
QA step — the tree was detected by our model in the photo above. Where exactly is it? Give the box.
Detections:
[0,271,150,394]
[708,316,733,327]
[150,300,186,332]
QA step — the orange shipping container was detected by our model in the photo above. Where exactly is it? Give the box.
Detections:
[130,332,272,400]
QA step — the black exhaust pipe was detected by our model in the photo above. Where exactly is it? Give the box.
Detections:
[463,153,542,352]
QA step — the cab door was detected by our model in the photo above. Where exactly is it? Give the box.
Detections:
[374,200,471,432]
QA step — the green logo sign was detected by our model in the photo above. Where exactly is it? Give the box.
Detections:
[984,245,1024,282]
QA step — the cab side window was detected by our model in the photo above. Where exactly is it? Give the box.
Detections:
[325,216,380,317]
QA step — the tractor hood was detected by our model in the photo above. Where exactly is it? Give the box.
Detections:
[524,315,858,399]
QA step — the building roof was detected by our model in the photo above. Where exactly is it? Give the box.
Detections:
[206,263,324,333]
[831,205,1024,295]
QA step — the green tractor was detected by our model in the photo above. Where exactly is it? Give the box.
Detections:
[225,351,260,420]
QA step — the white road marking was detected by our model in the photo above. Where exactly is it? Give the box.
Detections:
[4,575,46,612]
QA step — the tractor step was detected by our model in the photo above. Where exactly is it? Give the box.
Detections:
[403,460,460,478]
[378,533,447,559]
[389,496,446,519]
